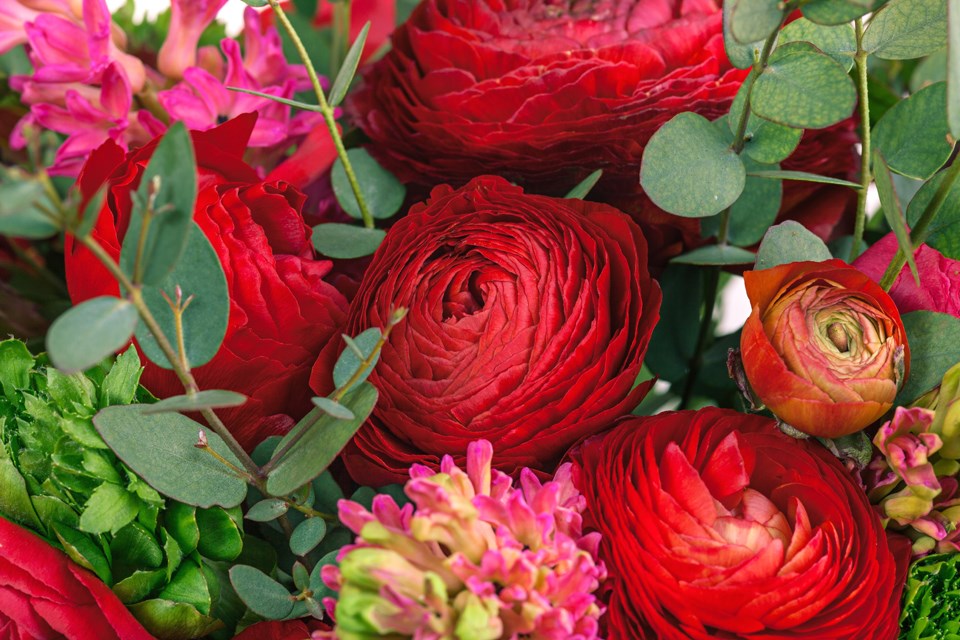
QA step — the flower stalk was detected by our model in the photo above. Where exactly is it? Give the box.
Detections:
[849,17,871,261]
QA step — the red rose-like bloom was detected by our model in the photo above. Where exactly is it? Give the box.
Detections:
[312,176,661,485]
[233,619,330,639]
[740,260,909,438]
[347,0,743,194]
[855,231,960,317]
[65,115,348,450]
[0,515,154,639]
[573,408,909,639]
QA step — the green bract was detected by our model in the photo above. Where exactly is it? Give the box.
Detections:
[900,553,960,639]
[0,340,242,639]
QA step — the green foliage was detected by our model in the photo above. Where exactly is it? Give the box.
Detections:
[143,390,247,415]
[119,121,197,286]
[863,0,948,60]
[266,382,378,496]
[94,405,249,509]
[671,245,756,266]
[802,0,882,25]
[900,552,960,639]
[726,84,803,165]
[898,312,960,404]
[134,224,229,370]
[779,18,856,71]
[640,112,746,218]
[0,341,243,638]
[289,517,326,556]
[873,82,956,180]
[751,42,858,129]
[729,0,783,44]
[334,328,383,389]
[564,169,603,200]
[644,266,702,384]
[948,0,960,138]
[906,168,960,259]
[46,297,138,374]
[312,222,387,259]
[332,149,406,221]
[722,0,761,69]
[874,151,920,283]
[229,565,294,619]
[329,22,371,107]
[754,221,833,270]
[0,169,60,239]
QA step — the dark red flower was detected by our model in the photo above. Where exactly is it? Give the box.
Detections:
[0,515,154,639]
[312,175,661,485]
[855,231,960,317]
[233,619,329,640]
[65,115,348,450]
[573,408,910,639]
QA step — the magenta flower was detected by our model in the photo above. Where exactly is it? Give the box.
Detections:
[157,0,228,80]
[0,0,75,54]
[865,405,960,555]
[324,440,606,639]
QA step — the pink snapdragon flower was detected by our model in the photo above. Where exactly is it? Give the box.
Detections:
[157,0,228,80]
[0,0,76,54]
[323,440,606,639]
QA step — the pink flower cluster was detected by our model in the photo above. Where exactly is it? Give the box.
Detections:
[1,0,321,175]
[322,440,606,639]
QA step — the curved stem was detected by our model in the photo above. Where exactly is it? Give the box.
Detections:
[266,0,375,229]
[850,18,871,261]
[879,158,960,289]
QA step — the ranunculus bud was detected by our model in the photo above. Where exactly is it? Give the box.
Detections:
[740,259,910,437]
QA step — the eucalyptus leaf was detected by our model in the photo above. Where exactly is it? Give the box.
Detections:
[142,390,247,415]
[863,0,948,60]
[226,87,322,112]
[331,149,405,220]
[671,245,756,266]
[747,170,861,188]
[906,168,960,259]
[46,296,138,374]
[755,221,832,270]
[329,22,371,107]
[802,0,878,25]
[640,112,746,218]
[701,157,783,246]
[727,82,803,165]
[0,176,59,238]
[266,383,378,496]
[874,151,920,284]
[873,82,955,180]
[94,405,248,509]
[333,328,382,389]
[564,169,603,199]
[120,121,197,285]
[751,42,858,129]
[229,565,294,620]
[312,396,355,420]
[723,0,762,69]
[730,0,783,44]
[779,17,856,71]
[949,0,960,137]
[134,223,228,370]
[290,517,327,556]
[245,499,289,522]
[898,311,960,403]
[312,223,387,259]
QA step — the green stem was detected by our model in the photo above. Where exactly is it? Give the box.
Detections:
[267,0,374,229]
[74,234,263,484]
[850,18,871,261]
[879,158,960,289]
[678,268,721,411]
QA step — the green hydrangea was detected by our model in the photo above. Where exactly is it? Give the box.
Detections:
[900,552,960,640]
[0,339,244,639]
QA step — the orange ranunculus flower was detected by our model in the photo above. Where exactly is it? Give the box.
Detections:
[740,259,909,438]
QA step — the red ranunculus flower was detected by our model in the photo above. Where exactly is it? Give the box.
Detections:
[311,175,661,485]
[740,260,909,438]
[0,515,154,639]
[233,619,330,639]
[855,231,960,317]
[573,408,910,639]
[347,0,743,195]
[65,114,348,450]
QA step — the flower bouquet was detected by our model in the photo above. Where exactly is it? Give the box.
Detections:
[1,0,959,638]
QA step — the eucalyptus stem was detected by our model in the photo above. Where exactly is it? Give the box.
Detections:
[879,158,960,290]
[678,268,721,411]
[850,18,871,261]
[266,0,374,229]
[74,233,263,483]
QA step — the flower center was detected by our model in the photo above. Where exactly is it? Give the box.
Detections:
[442,271,486,320]
[827,322,849,353]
